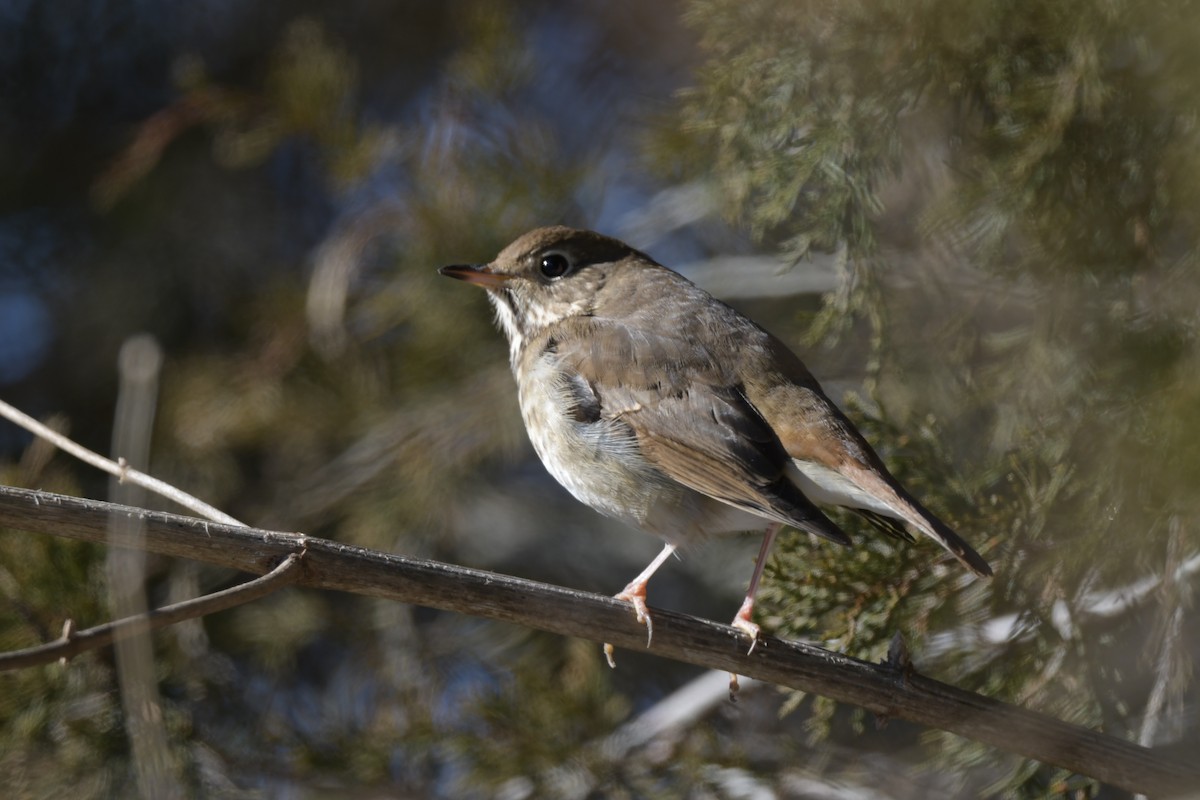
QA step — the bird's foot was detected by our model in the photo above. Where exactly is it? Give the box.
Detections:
[727,599,764,698]
[604,582,655,669]
[614,584,654,646]
[731,598,761,655]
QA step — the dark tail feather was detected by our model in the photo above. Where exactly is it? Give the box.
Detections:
[856,504,990,576]
[854,508,916,543]
[867,481,993,577]
[920,512,992,577]
[799,508,854,547]
[766,480,853,547]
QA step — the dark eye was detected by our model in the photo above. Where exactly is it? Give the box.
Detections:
[539,253,571,279]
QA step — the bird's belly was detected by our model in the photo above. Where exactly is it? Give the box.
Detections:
[517,371,762,543]
[519,377,667,525]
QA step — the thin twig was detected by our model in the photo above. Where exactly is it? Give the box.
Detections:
[0,398,245,527]
[0,550,305,671]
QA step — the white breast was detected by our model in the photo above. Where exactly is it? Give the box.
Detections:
[517,354,667,527]
[515,350,768,544]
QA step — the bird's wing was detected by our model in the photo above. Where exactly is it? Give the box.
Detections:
[746,336,993,576]
[552,318,851,546]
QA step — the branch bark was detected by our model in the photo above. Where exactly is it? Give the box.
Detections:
[0,484,1196,797]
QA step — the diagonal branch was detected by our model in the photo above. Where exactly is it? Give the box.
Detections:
[0,484,1197,797]
[0,550,305,671]
[0,398,244,527]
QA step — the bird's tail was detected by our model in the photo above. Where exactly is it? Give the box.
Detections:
[904,500,992,577]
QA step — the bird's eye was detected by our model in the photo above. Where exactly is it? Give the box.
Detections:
[539,253,571,279]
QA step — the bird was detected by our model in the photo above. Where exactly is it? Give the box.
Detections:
[439,226,991,672]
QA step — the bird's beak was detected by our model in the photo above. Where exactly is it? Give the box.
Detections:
[438,263,512,288]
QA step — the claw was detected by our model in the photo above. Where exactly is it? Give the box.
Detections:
[604,577,655,669]
[604,642,617,669]
[615,586,655,647]
[732,616,761,655]
[731,596,762,655]
[603,580,655,669]
[602,543,678,669]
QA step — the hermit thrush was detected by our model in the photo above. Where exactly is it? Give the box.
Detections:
[440,227,991,669]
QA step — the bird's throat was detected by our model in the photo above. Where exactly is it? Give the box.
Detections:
[485,288,526,369]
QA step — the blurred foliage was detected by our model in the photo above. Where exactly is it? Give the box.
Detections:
[679,0,1200,796]
[680,0,904,258]
[449,638,630,796]
[1,0,1198,798]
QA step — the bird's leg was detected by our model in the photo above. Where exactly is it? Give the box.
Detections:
[614,542,678,637]
[727,523,782,695]
[731,522,782,652]
[604,543,678,668]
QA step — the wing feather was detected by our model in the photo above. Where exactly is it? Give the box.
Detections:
[553,317,851,546]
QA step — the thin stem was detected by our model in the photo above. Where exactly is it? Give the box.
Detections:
[0,551,305,671]
[0,397,245,528]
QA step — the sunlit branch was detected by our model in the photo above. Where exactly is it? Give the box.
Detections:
[0,484,1195,797]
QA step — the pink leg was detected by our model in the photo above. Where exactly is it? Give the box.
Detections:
[615,542,678,641]
[731,523,781,654]
[728,523,782,695]
[605,543,678,668]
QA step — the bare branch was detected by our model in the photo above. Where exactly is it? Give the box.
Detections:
[0,484,1196,797]
[0,550,305,671]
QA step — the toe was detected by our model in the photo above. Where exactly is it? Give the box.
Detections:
[731,616,762,655]
[615,589,655,647]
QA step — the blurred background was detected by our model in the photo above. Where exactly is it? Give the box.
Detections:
[1,0,1198,797]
